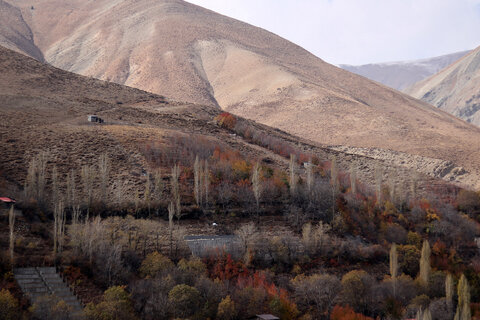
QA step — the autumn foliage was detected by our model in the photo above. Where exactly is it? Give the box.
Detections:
[237,271,298,319]
[207,254,249,281]
[205,255,298,319]
[215,112,237,130]
[330,305,374,320]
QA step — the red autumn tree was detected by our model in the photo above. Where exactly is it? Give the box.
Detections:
[215,112,237,130]
[330,305,374,320]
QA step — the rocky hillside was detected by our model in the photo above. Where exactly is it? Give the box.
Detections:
[3,0,480,189]
[0,0,43,60]
[406,46,480,126]
[340,50,469,91]
[3,45,448,198]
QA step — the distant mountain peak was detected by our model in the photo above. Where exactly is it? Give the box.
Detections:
[340,50,470,91]
[406,46,480,126]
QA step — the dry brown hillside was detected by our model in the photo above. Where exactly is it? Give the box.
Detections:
[0,0,43,60]
[3,0,480,189]
[406,46,480,126]
[3,44,442,200]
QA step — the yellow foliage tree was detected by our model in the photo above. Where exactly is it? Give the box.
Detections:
[0,289,19,320]
[139,251,174,278]
[85,286,138,320]
[455,274,471,320]
[217,295,236,320]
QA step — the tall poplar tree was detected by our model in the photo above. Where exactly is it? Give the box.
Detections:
[419,240,431,287]
[455,274,471,320]
[389,243,398,296]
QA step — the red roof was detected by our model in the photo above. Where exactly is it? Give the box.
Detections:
[0,197,16,203]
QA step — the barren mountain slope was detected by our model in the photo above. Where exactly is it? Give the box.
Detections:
[406,46,480,126]
[3,45,444,198]
[340,50,470,91]
[0,0,43,60]
[4,0,480,189]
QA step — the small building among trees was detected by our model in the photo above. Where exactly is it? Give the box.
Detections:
[0,197,17,215]
[0,197,15,206]
[251,315,280,320]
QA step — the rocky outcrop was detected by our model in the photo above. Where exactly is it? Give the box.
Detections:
[329,146,468,185]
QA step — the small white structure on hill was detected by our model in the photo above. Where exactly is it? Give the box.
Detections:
[88,115,104,123]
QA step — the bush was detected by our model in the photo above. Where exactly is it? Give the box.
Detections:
[341,270,374,315]
[384,223,407,244]
[233,286,268,317]
[291,273,340,315]
[0,253,10,276]
[30,223,51,240]
[177,257,206,276]
[406,231,422,249]
[168,284,202,318]
[269,295,299,320]
[142,133,218,167]
[457,190,480,216]
[177,258,207,285]
[330,305,374,320]
[408,294,430,310]
[394,274,418,305]
[85,286,138,320]
[123,249,142,274]
[30,295,72,320]
[217,295,236,320]
[430,298,452,320]
[215,112,237,130]
[194,276,226,319]
[130,277,174,320]
[428,271,446,298]
[139,252,173,278]
[0,289,19,320]
[398,245,420,277]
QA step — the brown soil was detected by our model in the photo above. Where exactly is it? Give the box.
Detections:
[3,0,480,189]
[0,45,459,204]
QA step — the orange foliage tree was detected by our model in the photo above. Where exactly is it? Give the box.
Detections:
[215,112,237,130]
[206,254,249,282]
[237,271,298,320]
[330,305,374,320]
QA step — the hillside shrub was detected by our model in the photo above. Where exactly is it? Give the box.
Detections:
[30,295,72,320]
[130,277,174,320]
[0,289,18,320]
[398,245,420,277]
[177,258,207,285]
[340,270,374,315]
[330,305,374,320]
[168,284,202,318]
[85,286,137,320]
[457,190,480,216]
[217,295,236,320]
[215,112,237,130]
[291,273,340,316]
[139,252,174,278]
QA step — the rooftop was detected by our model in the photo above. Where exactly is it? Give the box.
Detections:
[256,315,280,320]
[184,235,236,241]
